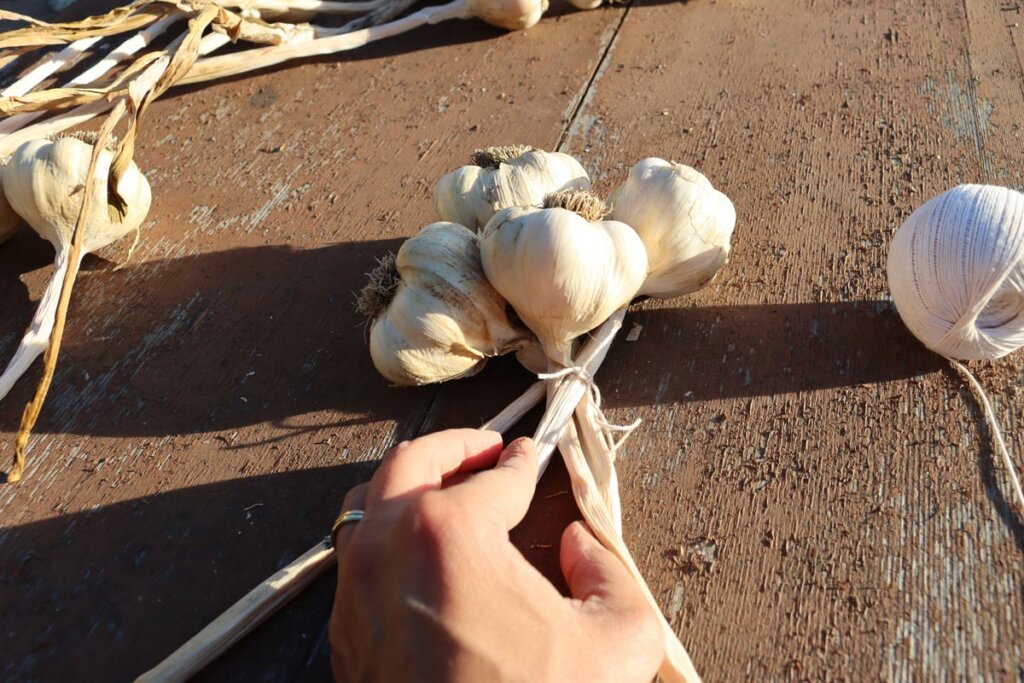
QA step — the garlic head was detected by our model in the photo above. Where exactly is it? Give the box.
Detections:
[609,158,735,299]
[468,0,548,30]
[360,222,530,386]
[479,190,648,364]
[2,136,152,254]
[434,145,589,230]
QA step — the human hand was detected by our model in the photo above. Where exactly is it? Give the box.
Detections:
[328,429,663,683]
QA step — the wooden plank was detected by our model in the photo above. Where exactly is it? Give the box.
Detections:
[547,0,1024,680]
[0,6,622,681]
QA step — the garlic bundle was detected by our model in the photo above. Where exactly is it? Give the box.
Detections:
[479,190,647,364]
[609,158,735,299]
[359,222,531,386]
[0,135,152,482]
[435,146,590,230]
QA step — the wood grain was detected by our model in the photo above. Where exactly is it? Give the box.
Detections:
[552,0,1023,680]
[2,0,1023,681]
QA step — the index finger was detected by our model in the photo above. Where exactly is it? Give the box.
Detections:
[368,429,504,504]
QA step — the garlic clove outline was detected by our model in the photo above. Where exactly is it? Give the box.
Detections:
[435,145,590,230]
[360,222,532,386]
[479,189,648,364]
[609,157,735,299]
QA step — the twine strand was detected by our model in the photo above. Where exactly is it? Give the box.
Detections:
[949,359,1024,512]
[538,365,642,455]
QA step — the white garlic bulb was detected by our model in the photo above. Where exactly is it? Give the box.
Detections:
[479,190,648,364]
[467,0,548,30]
[360,222,531,386]
[435,145,590,230]
[888,184,1024,361]
[3,135,152,255]
[609,157,735,299]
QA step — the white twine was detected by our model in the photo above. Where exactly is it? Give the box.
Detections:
[538,366,642,455]
[950,360,1024,512]
[888,184,1024,513]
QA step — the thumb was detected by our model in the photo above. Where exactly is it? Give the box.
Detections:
[559,522,665,678]
[560,521,639,609]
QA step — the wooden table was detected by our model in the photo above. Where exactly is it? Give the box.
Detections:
[1,1,1022,680]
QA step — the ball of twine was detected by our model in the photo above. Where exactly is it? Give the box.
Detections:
[888,184,1024,361]
[888,183,1024,511]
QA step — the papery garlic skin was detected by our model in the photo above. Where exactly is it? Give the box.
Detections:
[479,203,647,363]
[435,146,589,230]
[609,158,735,299]
[468,0,548,30]
[365,222,530,386]
[567,0,602,9]
[3,137,152,254]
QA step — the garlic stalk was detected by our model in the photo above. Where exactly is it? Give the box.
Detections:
[0,37,103,98]
[177,0,549,86]
[0,13,182,137]
[0,130,151,482]
[226,0,389,20]
[529,309,700,683]
[434,146,590,230]
[609,158,735,299]
[359,222,532,386]
[0,31,232,156]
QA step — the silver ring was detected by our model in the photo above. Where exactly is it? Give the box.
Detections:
[330,509,365,546]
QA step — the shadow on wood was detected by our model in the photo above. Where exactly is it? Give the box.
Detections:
[0,237,433,440]
[604,299,945,407]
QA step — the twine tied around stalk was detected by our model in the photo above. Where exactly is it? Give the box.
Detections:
[537,365,642,454]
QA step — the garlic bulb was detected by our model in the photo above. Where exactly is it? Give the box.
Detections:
[888,184,1024,361]
[434,145,590,230]
[4,135,152,256]
[466,0,547,30]
[360,222,531,386]
[609,157,735,299]
[479,190,648,364]
[0,134,152,401]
